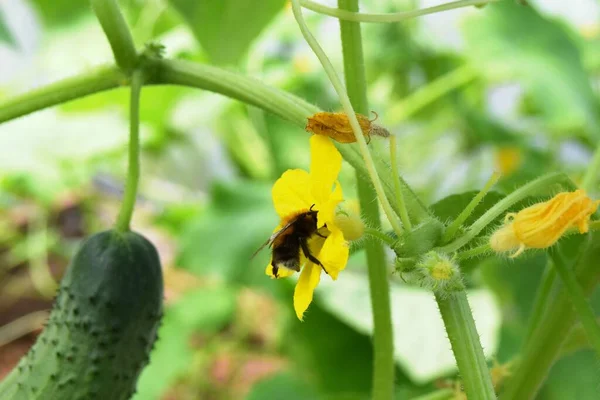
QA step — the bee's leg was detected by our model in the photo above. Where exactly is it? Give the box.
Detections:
[300,239,329,275]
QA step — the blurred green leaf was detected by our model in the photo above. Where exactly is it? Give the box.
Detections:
[29,0,90,28]
[168,0,287,64]
[284,299,373,398]
[245,372,321,400]
[177,179,277,285]
[539,350,600,399]
[463,1,600,137]
[317,273,501,383]
[0,9,15,46]
[134,285,237,400]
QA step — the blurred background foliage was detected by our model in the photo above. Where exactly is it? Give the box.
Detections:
[0,0,599,399]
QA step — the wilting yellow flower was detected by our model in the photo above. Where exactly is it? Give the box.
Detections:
[266,135,349,320]
[306,111,390,143]
[490,190,599,257]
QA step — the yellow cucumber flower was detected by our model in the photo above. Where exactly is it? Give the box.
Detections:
[490,189,599,257]
[266,135,349,320]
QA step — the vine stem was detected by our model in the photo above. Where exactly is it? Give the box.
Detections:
[289,0,404,238]
[435,292,496,400]
[91,0,138,73]
[389,135,412,230]
[115,70,144,232]
[442,171,500,243]
[549,249,600,358]
[301,0,499,23]
[335,0,395,398]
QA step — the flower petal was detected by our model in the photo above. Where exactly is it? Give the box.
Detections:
[316,181,343,229]
[309,135,342,205]
[293,262,321,320]
[272,169,314,219]
[265,261,296,279]
[318,228,348,280]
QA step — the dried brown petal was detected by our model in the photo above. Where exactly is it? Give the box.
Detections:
[306,112,390,143]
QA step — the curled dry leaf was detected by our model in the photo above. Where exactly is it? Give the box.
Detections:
[306,111,390,143]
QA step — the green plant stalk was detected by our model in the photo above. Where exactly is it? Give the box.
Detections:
[337,0,395,398]
[454,243,491,261]
[500,233,600,400]
[115,70,144,232]
[390,135,412,230]
[435,292,496,400]
[442,171,500,243]
[364,228,397,248]
[550,250,600,358]
[438,172,577,254]
[0,65,125,123]
[301,0,498,23]
[387,64,478,125]
[522,260,556,346]
[581,144,600,191]
[290,0,404,238]
[91,0,139,73]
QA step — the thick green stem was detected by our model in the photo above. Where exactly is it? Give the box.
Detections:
[550,250,600,358]
[500,233,600,400]
[91,0,139,73]
[0,65,125,123]
[301,0,499,23]
[337,0,395,398]
[435,292,496,400]
[115,70,144,232]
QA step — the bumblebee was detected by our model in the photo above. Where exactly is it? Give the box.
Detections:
[253,205,328,278]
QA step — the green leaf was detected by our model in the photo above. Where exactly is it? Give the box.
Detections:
[463,1,600,138]
[245,373,321,400]
[317,274,501,383]
[0,8,15,46]
[539,350,600,399]
[134,286,237,400]
[168,0,287,64]
[177,179,278,286]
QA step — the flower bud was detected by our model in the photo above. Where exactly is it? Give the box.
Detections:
[334,202,364,241]
[413,252,464,295]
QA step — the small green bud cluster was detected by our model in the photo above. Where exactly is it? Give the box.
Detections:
[412,251,464,296]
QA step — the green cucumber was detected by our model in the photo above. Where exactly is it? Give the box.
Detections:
[0,229,163,400]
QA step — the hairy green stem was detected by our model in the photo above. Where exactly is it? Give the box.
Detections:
[91,0,139,73]
[390,135,412,230]
[0,57,426,227]
[301,0,498,23]
[500,233,600,399]
[115,70,144,232]
[0,65,125,123]
[439,172,577,254]
[435,292,496,400]
[336,0,395,398]
[442,172,500,243]
[364,228,397,248]
[290,0,404,238]
[454,243,491,261]
[550,250,600,358]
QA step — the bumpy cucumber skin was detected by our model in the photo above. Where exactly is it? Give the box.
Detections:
[0,230,163,400]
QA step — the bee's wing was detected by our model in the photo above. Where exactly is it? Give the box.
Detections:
[250,221,295,259]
